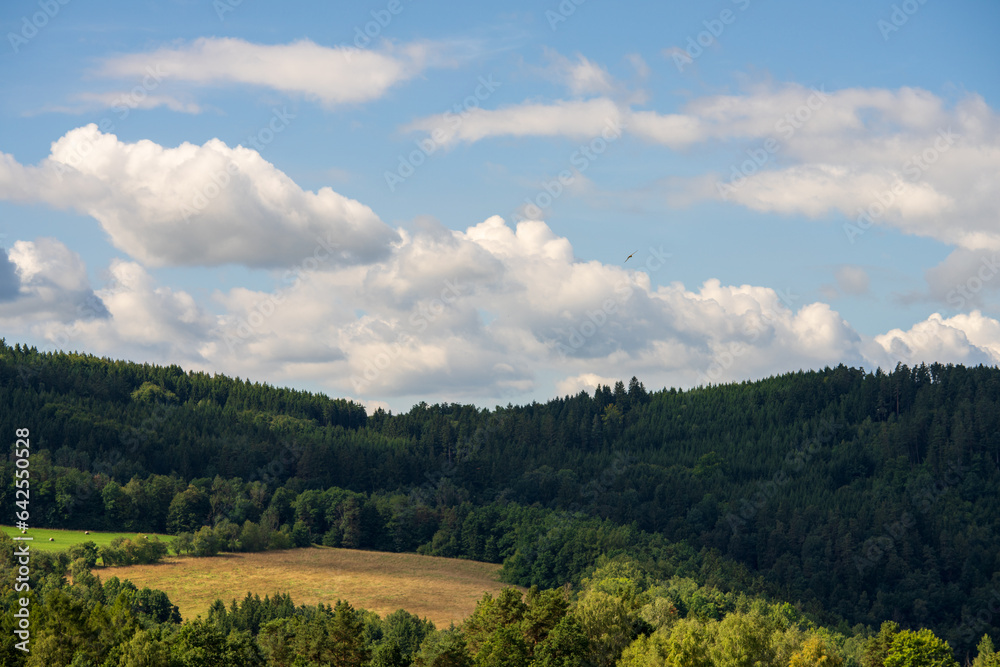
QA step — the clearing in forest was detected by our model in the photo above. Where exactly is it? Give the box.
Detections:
[95,545,515,627]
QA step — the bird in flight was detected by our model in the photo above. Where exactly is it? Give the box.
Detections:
[625,251,637,263]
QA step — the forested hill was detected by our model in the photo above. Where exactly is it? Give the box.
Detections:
[2,339,999,656]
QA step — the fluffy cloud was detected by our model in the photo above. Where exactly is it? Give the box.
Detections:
[5,220,1000,406]
[97,37,436,108]
[92,260,215,353]
[96,218,893,397]
[0,239,109,349]
[907,248,1000,311]
[675,86,999,251]
[872,312,1000,367]
[405,77,1000,253]
[1,245,219,365]
[198,218,1000,400]
[0,125,400,268]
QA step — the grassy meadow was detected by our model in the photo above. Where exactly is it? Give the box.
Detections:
[95,545,515,627]
[0,525,174,553]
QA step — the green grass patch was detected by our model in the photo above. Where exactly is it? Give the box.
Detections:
[0,525,174,554]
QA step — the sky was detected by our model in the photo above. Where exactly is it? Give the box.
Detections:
[0,0,998,413]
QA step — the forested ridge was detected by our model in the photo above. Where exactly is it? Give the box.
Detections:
[2,339,999,663]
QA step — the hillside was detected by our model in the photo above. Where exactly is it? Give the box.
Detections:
[1,340,999,656]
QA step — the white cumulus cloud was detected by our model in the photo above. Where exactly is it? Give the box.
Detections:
[0,125,400,268]
[6,221,1000,407]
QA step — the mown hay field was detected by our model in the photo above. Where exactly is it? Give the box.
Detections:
[95,545,516,627]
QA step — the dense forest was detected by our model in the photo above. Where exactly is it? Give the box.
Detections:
[1,339,999,663]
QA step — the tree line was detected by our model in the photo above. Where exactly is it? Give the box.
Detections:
[3,532,998,666]
[1,340,999,656]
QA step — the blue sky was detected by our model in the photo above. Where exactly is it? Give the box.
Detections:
[1,0,998,412]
